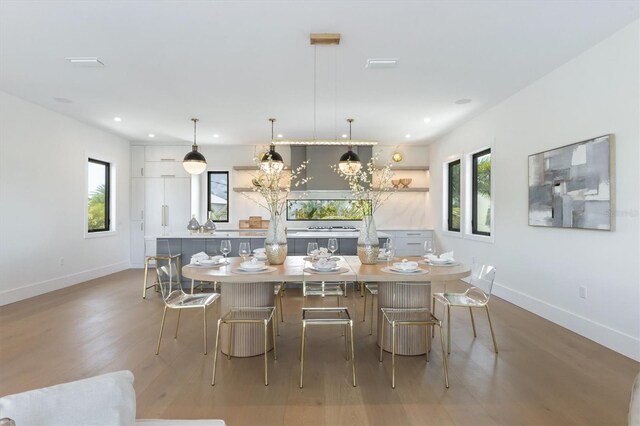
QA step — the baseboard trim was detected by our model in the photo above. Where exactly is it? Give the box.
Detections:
[492,281,640,362]
[0,261,130,306]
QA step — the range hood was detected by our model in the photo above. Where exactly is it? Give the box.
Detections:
[291,145,372,191]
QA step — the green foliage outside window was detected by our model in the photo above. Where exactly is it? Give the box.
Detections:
[88,183,106,231]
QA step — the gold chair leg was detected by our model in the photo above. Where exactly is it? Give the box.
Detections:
[431,296,436,338]
[143,260,149,299]
[469,307,477,337]
[447,304,451,355]
[360,281,364,297]
[486,305,498,353]
[211,319,222,385]
[439,324,450,388]
[299,322,306,388]
[174,309,181,339]
[227,323,234,360]
[203,306,208,355]
[350,320,357,387]
[176,256,182,283]
[278,289,284,322]
[391,323,396,389]
[363,290,367,322]
[272,317,278,360]
[156,306,168,355]
[191,279,195,295]
[369,293,375,335]
[379,316,385,362]
[425,324,430,362]
[264,321,268,386]
[344,323,349,360]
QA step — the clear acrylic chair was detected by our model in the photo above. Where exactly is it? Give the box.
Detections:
[302,280,345,307]
[432,263,498,354]
[379,307,449,389]
[362,283,378,335]
[155,265,220,355]
[143,239,181,299]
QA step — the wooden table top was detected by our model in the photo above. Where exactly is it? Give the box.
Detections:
[182,256,470,283]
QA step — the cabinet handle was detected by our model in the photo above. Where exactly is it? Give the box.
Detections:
[161,205,166,226]
[160,174,175,178]
[160,158,175,162]
[140,223,143,231]
[406,233,422,236]
[406,242,422,245]
[141,167,144,177]
[140,210,143,220]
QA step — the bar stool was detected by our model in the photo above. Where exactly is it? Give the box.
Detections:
[212,307,277,386]
[362,283,378,335]
[379,307,449,389]
[143,254,181,299]
[299,307,356,388]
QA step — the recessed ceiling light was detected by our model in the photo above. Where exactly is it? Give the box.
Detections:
[423,117,431,124]
[113,117,122,122]
[277,134,283,138]
[213,134,219,138]
[455,99,472,105]
[341,134,348,138]
[148,133,155,138]
[366,58,399,68]
[53,97,72,103]
[65,57,105,67]
[405,134,411,138]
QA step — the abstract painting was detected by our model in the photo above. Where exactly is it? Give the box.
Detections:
[528,134,614,230]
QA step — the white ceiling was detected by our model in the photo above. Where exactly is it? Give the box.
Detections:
[1,1,638,146]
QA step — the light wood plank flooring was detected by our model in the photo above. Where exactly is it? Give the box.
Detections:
[0,269,637,425]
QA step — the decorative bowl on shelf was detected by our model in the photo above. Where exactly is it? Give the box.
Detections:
[399,178,412,188]
[391,179,401,188]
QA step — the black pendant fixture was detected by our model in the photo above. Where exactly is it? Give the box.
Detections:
[338,118,361,175]
[260,118,284,173]
[183,118,207,175]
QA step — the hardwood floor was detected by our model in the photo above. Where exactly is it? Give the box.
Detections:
[0,269,637,425]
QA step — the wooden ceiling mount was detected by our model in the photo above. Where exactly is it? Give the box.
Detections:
[310,33,341,45]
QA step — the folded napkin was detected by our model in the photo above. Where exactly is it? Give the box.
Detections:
[209,255,224,263]
[440,251,454,260]
[191,252,209,261]
[241,258,266,269]
[314,258,337,268]
[253,248,266,253]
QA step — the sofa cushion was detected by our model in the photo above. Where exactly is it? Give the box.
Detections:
[0,370,136,426]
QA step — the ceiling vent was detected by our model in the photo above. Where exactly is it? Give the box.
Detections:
[65,57,105,67]
[366,58,399,68]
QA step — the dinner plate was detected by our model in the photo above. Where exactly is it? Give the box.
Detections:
[304,267,349,275]
[422,260,459,267]
[232,266,277,274]
[303,256,340,262]
[382,266,429,275]
[189,260,227,267]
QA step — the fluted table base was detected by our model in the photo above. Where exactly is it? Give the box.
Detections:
[377,281,431,355]
[219,282,275,357]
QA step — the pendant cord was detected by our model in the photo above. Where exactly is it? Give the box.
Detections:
[313,45,317,141]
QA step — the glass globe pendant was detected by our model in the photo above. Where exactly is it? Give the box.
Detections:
[183,118,207,175]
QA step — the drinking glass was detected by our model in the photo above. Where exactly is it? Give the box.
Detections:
[220,240,231,264]
[328,238,338,257]
[239,242,250,262]
[424,240,434,257]
[307,242,319,259]
[384,239,395,268]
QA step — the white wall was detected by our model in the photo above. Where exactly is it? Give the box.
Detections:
[0,91,131,305]
[427,21,640,360]
[194,144,430,230]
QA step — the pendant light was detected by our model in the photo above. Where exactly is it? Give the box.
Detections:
[183,118,207,175]
[338,118,361,175]
[260,118,284,174]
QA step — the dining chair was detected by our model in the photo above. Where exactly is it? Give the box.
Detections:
[142,239,181,299]
[432,263,498,354]
[302,280,345,307]
[273,283,284,335]
[379,307,449,389]
[212,306,277,386]
[154,265,220,355]
[362,283,378,335]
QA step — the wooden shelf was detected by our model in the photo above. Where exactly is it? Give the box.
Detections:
[233,187,289,193]
[232,165,290,171]
[235,186,429,193]
[376,166,430,171]
[375,187,430,192]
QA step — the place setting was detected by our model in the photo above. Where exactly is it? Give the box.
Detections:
[381,259,429,275]
[304,257,349,275]
[188,251,229,268]
[302,240,341,262]
[231,242,277,274]
[422,251,459,267]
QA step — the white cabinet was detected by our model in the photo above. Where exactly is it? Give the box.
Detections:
[145,146,189,162]
[144,177,190,236]
[385,229,433,256]
[144,161,189,178]
[131,146,145,177]
[130,178,145,220]
[130,221,145,266]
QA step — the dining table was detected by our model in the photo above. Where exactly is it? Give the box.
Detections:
[182,255,470,357]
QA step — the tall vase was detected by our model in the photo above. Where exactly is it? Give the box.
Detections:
[357,215,379,264]
[264,212,288,265]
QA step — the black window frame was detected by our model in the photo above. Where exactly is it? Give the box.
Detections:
[207,171,230,223]
[447,159,461,232]
[471,148,491,236]
[87,158,111,233]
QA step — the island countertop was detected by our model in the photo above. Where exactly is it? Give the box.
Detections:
[150,230,392,239]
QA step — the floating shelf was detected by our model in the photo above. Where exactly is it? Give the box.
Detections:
[234,187,429,193]
[233,187,289,193]
[375,187,430,192]
[375,166,430,171]
[232,165,290,171]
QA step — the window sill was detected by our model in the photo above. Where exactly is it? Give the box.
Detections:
[463,232,494,244]
[84,230,118,239]
[440,230,463,239]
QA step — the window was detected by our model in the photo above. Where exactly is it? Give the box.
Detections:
[447,160,461,232]
[207,171,229,222]
[471,148,491,236]
[87,158,110,232]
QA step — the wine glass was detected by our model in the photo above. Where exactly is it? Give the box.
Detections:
[328,238,338,257]
[384,239,394,268]
[307,242,319,259]
[220,240,231,264]
[424,240,435,257]
[239,242,250,263]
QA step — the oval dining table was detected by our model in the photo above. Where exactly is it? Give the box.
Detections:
[183,255,469,357]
